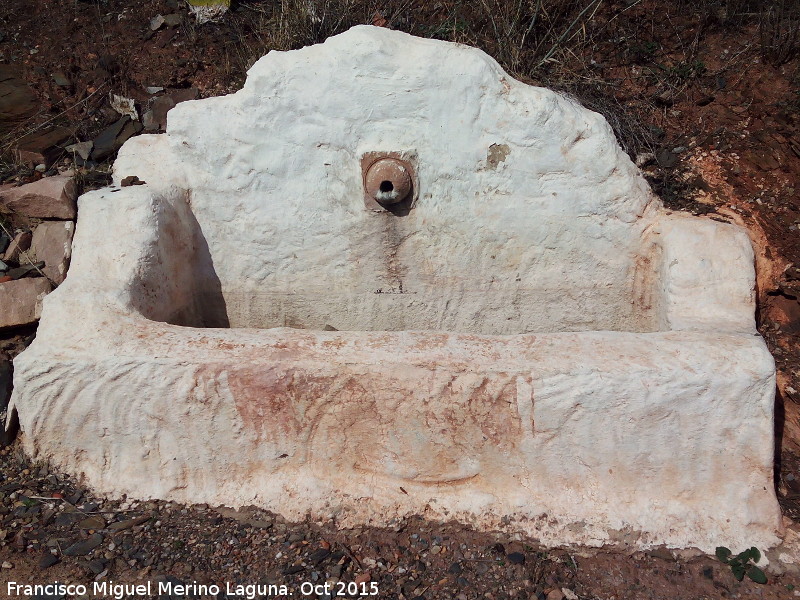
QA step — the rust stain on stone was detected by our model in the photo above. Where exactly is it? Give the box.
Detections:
[226,366,330,440]
[486,143,511,170]
[631,234,662,330]
[306,370,524,485]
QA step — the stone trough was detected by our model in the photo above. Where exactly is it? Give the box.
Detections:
[8,27,781,552]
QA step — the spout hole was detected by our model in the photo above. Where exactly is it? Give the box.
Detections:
[379,180,394,192]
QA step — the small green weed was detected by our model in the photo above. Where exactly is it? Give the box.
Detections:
[670,59,706,80]
[715,546,767,584]
[627,40,660,63]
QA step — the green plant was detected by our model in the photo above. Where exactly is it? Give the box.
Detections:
[715,546,767,584]
[670,59,706,80]
[627,40,660,63]
[421,10,473,42]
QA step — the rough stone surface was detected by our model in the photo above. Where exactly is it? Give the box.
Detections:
[143,88,199,132]
[6,261,44,280]
[142,96,175,131]
[91,117,143,161]
[0,65,38,136]
[12,126,73,167]
[0,277,50,328]
[10,27,780,553]
[0,360,10,411]
[2,230,32,263]
[62,533,103,556]
[65,140,93,161]
[31,221,75,284]
[0,176,77,219]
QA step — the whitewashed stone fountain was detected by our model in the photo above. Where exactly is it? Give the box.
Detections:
[7,26,781,552]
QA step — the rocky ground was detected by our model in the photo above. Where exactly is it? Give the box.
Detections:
[1,0,800,598]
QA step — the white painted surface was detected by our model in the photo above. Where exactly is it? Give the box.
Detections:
[10,27,780,552]
[116,25,666,334]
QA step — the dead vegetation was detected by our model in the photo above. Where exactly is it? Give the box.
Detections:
[2,0,792,164]
[760,0,800,66]
[209,0,795,163]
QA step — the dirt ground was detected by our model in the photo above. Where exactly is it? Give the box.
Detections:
[1,0,800,598]
[0,443,798,600]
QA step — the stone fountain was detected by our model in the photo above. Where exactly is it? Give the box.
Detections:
[7,26,781,552]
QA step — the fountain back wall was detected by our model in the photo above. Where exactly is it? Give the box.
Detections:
[116,27,665,334]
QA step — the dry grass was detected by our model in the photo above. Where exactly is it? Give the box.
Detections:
[224,0,604,78]
[5,0,795,171]
[222,0,767,160]
[473,0,602,76]
[760,0,800,66]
